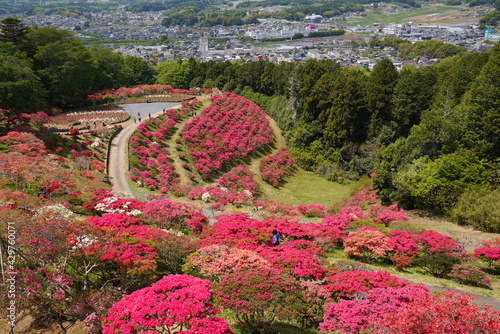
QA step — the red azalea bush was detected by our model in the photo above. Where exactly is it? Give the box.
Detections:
[199,213,270,249]
[102,274,233,334]
[181,92,274,178]
[371,290,500,334]
[255,244,325,280]
[343,227,393,263]
[324,270,410,299]
[260,148,295,187]
[388,230,419,269]
[320,285,430,334]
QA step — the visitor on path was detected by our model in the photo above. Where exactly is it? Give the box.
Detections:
[272,229,281,247]
[148,113,151,119]
[133,117,136,123]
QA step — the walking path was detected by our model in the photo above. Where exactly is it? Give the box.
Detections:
[108,102,178,195]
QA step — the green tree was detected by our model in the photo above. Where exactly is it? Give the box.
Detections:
[394,152,493,213]
[462,45,500,158]
[124,56,156,86]
[156,60,192,89]
[89,46,129,89]
[366,59,398,139]
[321,71,368,148]
[29,28,97,108]
[0,17,29,51]
[0,42,46,112]
[390,66,437,137]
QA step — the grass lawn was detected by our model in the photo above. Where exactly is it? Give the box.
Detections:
[261,168,365,207]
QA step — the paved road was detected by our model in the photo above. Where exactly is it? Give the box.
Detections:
[108,102,179,195]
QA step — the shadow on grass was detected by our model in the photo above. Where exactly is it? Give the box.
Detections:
[232,322,319,334]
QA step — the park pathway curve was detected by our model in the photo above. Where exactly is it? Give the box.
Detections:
[108,102,178,196]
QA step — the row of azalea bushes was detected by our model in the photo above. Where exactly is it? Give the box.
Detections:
[86,84,206,104]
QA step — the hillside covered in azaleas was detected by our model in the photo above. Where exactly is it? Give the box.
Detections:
[0,91,500,334]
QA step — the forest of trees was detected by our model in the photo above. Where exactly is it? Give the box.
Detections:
[1,18,500,232]
[0,18,156,110]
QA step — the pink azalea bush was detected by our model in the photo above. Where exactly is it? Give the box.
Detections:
[320,285,430,334]
[181,92,274,178]
[450,264,492,288]
[260,148,295,187]
[141,199,206,232]
[343,227,393,263]
[184,244,271,281]
[102,274,233,334]
[369,205,408,226]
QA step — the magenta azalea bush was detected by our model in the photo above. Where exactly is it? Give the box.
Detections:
[260,148,295,187]
[102,274,233,334]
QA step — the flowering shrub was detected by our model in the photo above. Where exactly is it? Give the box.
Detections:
[474,247,500,268]
[372,290,500,333]
[320,285,430,334]
[450,264,492,288]
[102,275,233,334]
[256,244,326,280]
[416,230,466,258]
[184,245,271,282]
[388,230,419,269]
[324,270,410,299]
[214,267,305,331]
[370,205,408,226]
[297,203,327,218]
[91,192,144,216]
[260,148,295,187]
[322,206,367,229]
[181,92,274,178]
[343,227,393,263]
[332,183,377,210]
[214,164,259,195]
[141,199,194,230]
